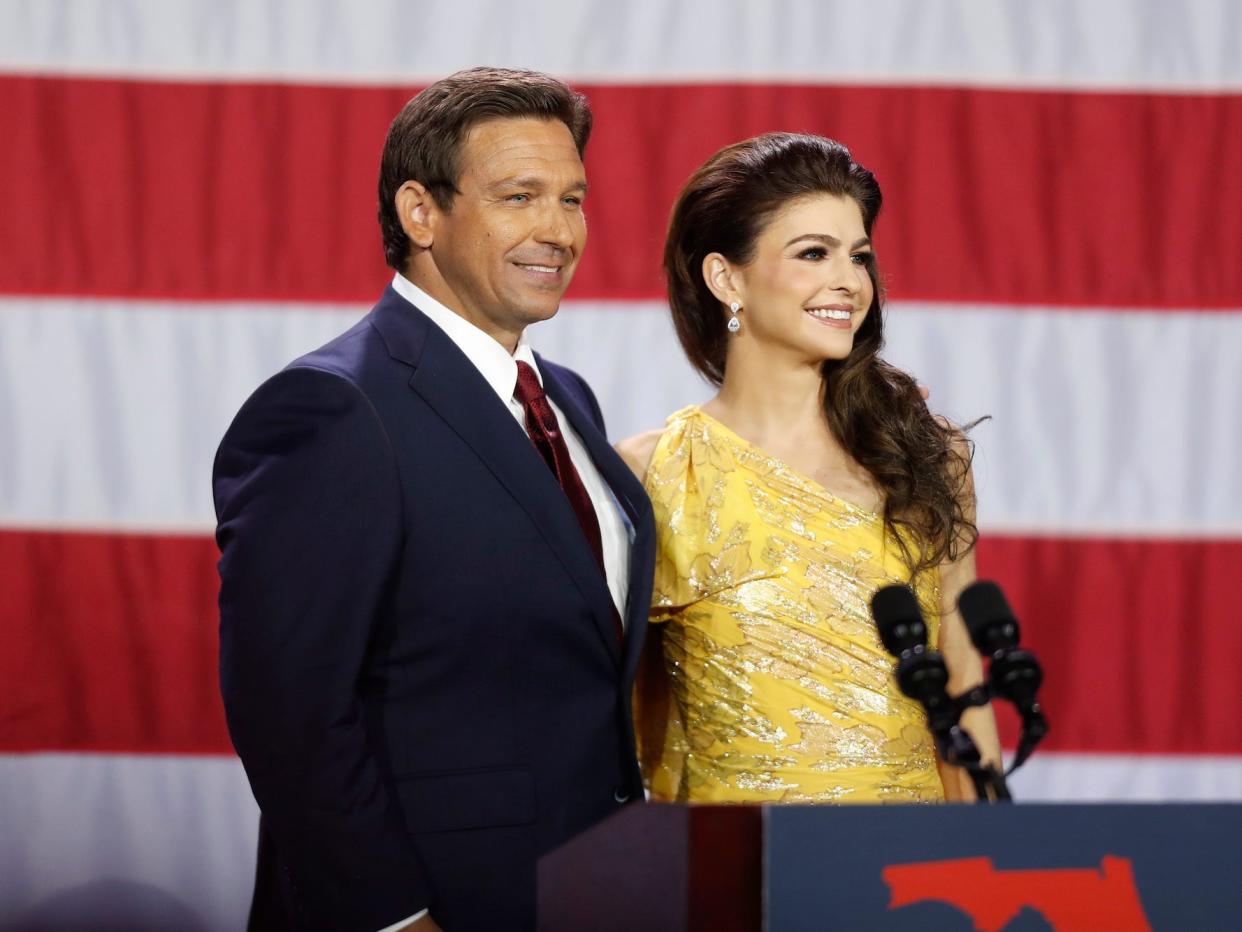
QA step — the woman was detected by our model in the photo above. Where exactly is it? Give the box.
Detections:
[619,133,1000,803]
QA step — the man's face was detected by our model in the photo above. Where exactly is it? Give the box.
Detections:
[426,117,587,346]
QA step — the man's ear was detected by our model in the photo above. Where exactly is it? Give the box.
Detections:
[396,181,436,249]
[702,253,742,308]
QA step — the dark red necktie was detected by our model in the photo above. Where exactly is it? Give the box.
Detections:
[514,360,622,643]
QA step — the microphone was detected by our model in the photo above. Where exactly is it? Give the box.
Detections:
[872,583,930,657]
[957,581,1048,770]
[870,585,980,770]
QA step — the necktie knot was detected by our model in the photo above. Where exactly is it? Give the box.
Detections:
[514,360,556,432]
[513,359,544,406]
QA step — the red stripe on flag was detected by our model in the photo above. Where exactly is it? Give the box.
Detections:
[1,529,231,754]
[3,527,1240,755]
[978,535,1242,755]
[3,75,1240,307]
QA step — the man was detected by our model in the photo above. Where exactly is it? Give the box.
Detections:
[213,68,654,931]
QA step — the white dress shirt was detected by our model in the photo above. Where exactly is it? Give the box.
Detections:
[378,276,632,929]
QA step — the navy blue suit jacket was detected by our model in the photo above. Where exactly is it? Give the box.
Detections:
[213,286,655,931]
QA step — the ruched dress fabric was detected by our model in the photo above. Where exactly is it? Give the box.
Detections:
[637,407,945,803]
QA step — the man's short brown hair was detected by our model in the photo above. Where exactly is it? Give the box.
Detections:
[378,66,593,270]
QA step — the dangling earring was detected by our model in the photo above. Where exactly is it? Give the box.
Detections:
[727,301,742,333]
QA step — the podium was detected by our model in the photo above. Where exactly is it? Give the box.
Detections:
[538,802,1242,930]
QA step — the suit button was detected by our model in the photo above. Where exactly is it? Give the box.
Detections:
[613,786,630,803]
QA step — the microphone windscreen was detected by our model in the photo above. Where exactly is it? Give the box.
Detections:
[870,584,928,656]
[957,580,1020,651]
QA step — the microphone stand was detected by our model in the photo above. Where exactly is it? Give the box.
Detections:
[939,679,1051,802]
[944,684,1011,803]
[892,646,1011,804]
[872,582,1049,805]
[956,580,1051,784]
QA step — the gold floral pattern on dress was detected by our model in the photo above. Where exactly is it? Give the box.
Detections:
[639,406,945,804]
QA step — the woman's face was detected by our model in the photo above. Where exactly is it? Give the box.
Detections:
[727,193,875,365]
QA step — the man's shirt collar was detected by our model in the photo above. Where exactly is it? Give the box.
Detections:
[391,272,541,403]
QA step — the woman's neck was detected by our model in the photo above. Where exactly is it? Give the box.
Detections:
[704,348,829,444]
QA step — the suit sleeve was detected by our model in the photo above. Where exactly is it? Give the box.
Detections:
[213,366,432,929]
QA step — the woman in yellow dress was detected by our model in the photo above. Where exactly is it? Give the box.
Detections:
[618,133,1000,803]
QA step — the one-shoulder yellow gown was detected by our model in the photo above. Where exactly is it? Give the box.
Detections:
[637,406,945,803]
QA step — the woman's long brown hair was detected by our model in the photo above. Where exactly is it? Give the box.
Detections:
[663,132,979,573]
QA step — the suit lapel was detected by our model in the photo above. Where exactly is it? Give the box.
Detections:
[371,289,622,664]
[540,361,656,679]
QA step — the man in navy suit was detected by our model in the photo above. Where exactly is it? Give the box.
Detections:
[213,67,654,931]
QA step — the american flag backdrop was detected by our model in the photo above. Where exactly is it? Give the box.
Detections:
[2,1,1241,928]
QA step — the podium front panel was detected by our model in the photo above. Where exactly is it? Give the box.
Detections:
[764,803,1242,931]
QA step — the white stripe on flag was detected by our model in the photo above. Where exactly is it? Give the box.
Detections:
[4,297,1241,537]
[0,753,257,932]
[1008,753,1242,802]
[2,0,1240,91]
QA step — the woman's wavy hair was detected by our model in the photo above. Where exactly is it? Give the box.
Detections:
[663,132,979,573]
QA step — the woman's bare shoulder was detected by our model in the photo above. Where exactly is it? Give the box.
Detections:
[614,429,666,480]
[932,414,975,464]
[932,414,978,530]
